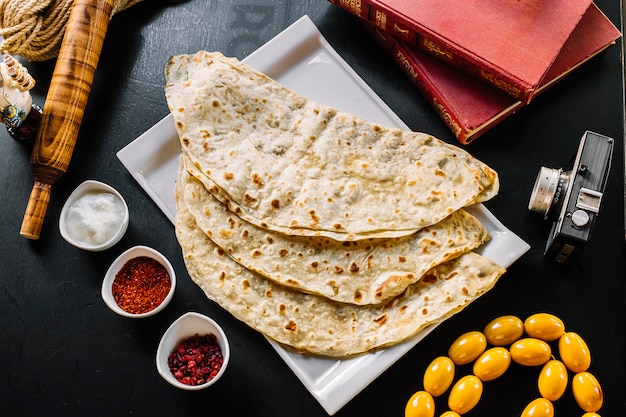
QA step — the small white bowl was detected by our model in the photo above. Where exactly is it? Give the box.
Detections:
[101,245,176,318]
[59,180,129,251]
[156,312,230,390]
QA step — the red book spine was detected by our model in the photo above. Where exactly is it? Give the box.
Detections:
[369,29,468,142]
[365,24,523,144]
[328,0,533,103]
[416,36,525,100]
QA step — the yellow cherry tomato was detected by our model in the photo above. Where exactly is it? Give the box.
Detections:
[572,372,603,412]
[510,338,552,366]
[483,315,524,346]
[439,412,460,417]
[559,332,591,373]
[448,375,483,414]
[423,356,455,397]
[538,359,568,401]
[520,398,554,417]
[472,347,511,381]
[405,390,435,417]
[524,313,565,341]
[448,331,487,365]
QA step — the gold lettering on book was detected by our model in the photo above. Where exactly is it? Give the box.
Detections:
[422,38,453,60]
[337,0,362,15]
[433,98,462,137]
[480,70,522,99]
[374,10,387,29]
[396,51,418,81]
[393,23,410,38]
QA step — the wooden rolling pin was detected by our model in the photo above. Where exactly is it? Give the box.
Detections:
[20,0,115,239]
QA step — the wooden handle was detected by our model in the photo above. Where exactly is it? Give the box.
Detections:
[21,0,115,240]
[20,181,52,239]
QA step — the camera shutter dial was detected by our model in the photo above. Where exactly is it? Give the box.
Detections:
[570,210,590,228]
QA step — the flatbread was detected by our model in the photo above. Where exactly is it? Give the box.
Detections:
[179,158,491,305]
[165,51,499,240]
[175,187,506,357]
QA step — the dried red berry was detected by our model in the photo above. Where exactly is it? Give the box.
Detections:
[168,333,224,386]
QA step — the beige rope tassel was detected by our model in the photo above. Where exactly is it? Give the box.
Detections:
[0,0,142,61]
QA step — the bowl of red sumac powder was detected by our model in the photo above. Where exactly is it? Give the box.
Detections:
[156,312,230,390]
[101,245,176,318]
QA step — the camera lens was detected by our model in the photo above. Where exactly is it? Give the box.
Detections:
[528,167,569,218]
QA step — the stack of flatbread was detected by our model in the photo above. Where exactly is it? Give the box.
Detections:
[166,51,506,357]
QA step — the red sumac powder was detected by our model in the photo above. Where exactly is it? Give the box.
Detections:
[112,256,171,314]
[168,334,224,386]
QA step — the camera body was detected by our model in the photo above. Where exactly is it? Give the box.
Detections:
[528,131,614,264]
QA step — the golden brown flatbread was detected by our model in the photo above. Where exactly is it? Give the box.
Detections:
[175,188,505,357]
[165,51,499,241]
[167,50,506,357]
[179,157,491,305]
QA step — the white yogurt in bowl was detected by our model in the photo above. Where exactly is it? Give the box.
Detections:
[59,180,129,251]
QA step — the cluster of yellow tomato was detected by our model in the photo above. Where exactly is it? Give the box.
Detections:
[405,313,603,417]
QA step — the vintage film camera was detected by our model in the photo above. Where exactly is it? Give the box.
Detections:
[528,131,614,264]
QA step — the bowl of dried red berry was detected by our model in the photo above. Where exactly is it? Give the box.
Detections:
[101,245,176,318]
[156,312,230,390]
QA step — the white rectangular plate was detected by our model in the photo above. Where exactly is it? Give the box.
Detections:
[117,15,530,415]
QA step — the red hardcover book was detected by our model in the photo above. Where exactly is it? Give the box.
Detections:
[365,3,620,144]
[328,0,596,104]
